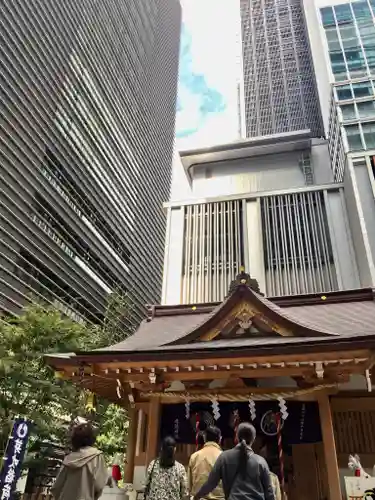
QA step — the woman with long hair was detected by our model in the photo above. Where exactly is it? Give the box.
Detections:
[145,436,188,500]
[192,422,275,500]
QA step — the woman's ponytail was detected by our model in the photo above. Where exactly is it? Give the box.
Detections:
[236,422,256,477]
[239,439,249,477]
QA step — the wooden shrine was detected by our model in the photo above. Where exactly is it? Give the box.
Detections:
[47,271,375,500]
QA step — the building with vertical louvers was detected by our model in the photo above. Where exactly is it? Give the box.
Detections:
[161,132,375,305]
[240,0,324,139]
[0,0,181,328]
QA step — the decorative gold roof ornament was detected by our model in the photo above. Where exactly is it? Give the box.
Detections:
[228,267,261,295]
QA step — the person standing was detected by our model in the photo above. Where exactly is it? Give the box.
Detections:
[196,431,206,451]
[269,472,282,500]
[51,422,108,500]
[193,422,275,500]
[188,426,224,500]
[258,440,282,500]
[145,436,188,500]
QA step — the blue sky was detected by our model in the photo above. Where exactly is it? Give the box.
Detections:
[175,0,241,150]
[176,24,226,140]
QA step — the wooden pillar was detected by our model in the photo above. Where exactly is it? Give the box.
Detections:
[318,393,342,500]
[124,406,138,483]
[146,397,161,467]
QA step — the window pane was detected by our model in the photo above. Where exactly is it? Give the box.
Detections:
[328,39,342,51]
[334,4,353,24]
[321,7,335,27]
[358,24,375,38]
[345,124,363,150]
[336,84,353,100]
[362,122,375,148]
[326,27,339,42]
[341,103,356,119]
[345,49,367,77]
[340,25,360,50]
[352,81,373,97]
[340,25,357,40]
[330,51,345,64]
[353,2,372,24]
[334,72,349,81]
[365,47,375,74]
[357,100,375,118]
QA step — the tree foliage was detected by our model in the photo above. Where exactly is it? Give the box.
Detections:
[102,289,135,346]
[0,293,132,466]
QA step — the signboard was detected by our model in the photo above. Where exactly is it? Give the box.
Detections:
[0,418,33,500]
[344,477,375,499]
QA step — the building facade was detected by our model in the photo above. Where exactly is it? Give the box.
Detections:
[316,0,375,182]
[163,133,372,305]
[0,0,181,327]
[240,0,325,138]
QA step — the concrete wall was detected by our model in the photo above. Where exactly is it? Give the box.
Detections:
[303,0,332,136]
[190,141,333,200]
[325,188,360,289]
[161,207,184,305]
[343,157,375,286]
[169,149,192,202]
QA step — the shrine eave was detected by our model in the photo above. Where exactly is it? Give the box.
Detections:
[46,332,375,368]
[85,285,375,356]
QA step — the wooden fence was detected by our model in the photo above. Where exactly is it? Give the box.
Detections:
[331,397,375,468]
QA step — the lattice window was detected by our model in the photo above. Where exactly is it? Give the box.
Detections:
[182,201,245,303]
[261,191,337,296]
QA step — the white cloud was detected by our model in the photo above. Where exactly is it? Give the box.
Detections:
[180,0,239,92]
[177,0,241,149]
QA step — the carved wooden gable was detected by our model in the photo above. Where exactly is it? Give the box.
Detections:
[200,298,294,342]
[169,270,335,346]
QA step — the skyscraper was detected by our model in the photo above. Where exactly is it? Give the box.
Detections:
[318,1,375,179]
[240,0,324,138]
[0,0,181,328]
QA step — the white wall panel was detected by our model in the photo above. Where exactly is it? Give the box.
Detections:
[162,207,184,304]
[343,159,375,286]
[246,199,266,294]
[324,189,360,290]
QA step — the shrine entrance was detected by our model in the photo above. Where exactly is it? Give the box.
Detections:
[47,271,375,500]
[161,400,326,500]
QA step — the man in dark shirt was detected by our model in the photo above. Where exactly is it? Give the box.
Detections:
[193,422,275,500]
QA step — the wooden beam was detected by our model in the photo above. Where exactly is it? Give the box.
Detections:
[145,397,161,467]
[90,349,370,370]
[94,366,315,383]
[318,393,341,500]
[163,386,305,395]
[124,407,137,483]
[331,396,375,412]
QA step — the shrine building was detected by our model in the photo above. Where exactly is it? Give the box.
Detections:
[47,270,375,500]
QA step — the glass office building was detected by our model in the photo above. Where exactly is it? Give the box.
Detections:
[321,1,375,82]
[321,0,375,182]
[240,0,324,138]
[0,0,181,328]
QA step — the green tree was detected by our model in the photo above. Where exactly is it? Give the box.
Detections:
[0,297,131,466]
[103,289,135,345]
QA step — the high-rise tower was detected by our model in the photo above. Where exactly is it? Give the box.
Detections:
[240,0,324,138]
[0,0,181,328]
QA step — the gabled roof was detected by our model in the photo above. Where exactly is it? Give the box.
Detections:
[96,273,375,355]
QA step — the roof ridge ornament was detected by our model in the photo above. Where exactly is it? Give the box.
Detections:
[228,267,262,295]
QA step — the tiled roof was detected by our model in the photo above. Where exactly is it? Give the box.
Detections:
[99,288,375,353]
